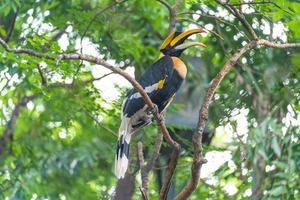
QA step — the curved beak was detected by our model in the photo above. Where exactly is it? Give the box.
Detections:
[170,28,206,47]
[174,41,206,50]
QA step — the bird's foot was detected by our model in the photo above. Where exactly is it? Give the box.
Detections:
[146,104,159,116]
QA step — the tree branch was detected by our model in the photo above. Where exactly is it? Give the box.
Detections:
[231,1,293,15]
[0,38,179,193]
[175,41,257,199]
[157,0,183,34]
[178,18,224,40]
[138,142,148,200]
[4,8,19,43]
[174,36,300,199]
[217,0,258,40]
[37,64,47,86]
[144,131,164,172]
[0,73,11,94]
[81,0,128,42]
[0,95,36,156]
[138,131,163,199]
[178,11,249,40]
[155,1,185,197]
[4,29,300,198]
[257,39,300,48]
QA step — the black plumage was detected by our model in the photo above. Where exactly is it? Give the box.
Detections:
[123,55,183,120]
[114,28,206,179]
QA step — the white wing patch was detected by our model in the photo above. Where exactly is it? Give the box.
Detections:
[129,79,165,100]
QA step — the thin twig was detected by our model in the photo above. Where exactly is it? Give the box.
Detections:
[138,142,148,200]
[231,1,293,15]
[37,64,47,85]
[178,11,249,40]
[0,73,11,94]
[0,95,37,156]
[4,8,19,43]
[178,18,224,40]
[83,72,114,84]
[81,0,128,42]
[77,0,129,82]
[157,0,183,34]
[217,0,258,40]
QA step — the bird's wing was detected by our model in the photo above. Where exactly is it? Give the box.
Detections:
[122,55,174,118]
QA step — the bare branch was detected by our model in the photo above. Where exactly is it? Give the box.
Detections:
[257,39,300,48]
[160,144,181,199]
[83,62,132,84]
[175,41,257,199]
[175,36,300,198]
[217,0,258,40]
[138,131,163,199]
[0,38,55,59]
[0,95,36,156]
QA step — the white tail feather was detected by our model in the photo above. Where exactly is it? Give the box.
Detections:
[115,131,131,179]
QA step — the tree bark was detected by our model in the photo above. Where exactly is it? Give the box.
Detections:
[115,173,136,200]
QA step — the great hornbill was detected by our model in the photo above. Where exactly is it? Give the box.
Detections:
[115,29,206,179]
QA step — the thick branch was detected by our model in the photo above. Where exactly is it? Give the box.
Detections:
[176,37,300,199]
[0,95,36,156]
[175,41,256,200]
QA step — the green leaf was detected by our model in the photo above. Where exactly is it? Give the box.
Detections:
[271,136,281,157]
[270,186,288,196]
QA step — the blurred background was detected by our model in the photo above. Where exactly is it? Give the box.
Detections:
[0,0,300,199]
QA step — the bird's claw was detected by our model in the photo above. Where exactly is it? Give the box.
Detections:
[146,104,159,116]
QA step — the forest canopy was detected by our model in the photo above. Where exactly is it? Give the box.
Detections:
[0,0,300,199]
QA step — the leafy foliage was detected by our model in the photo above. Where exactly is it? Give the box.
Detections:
[0,0,300,199]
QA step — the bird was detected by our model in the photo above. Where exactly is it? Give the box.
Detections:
[115,29,206,179]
